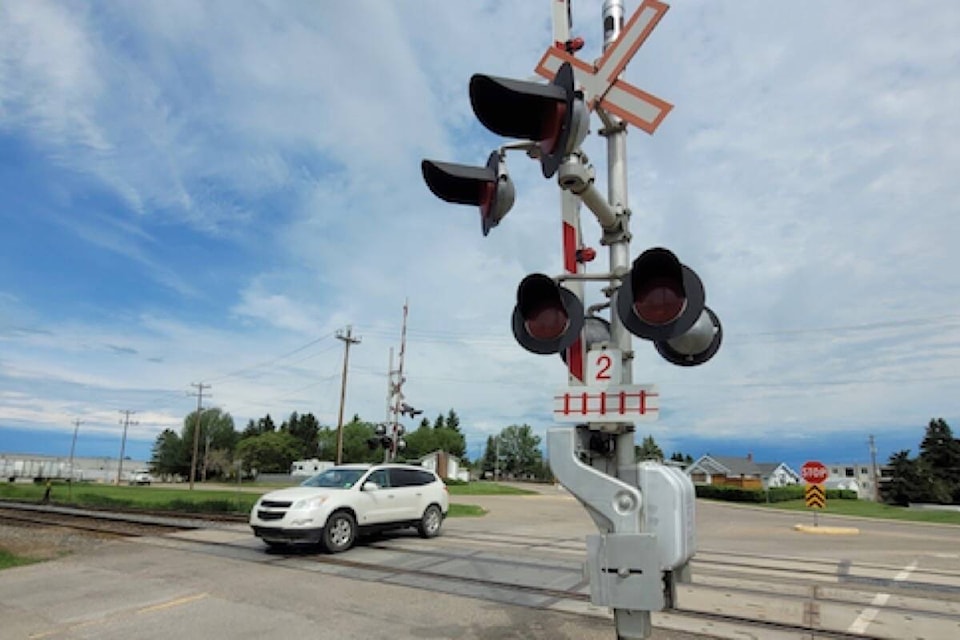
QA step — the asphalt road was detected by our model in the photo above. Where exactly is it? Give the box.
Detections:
[1,490,958,640]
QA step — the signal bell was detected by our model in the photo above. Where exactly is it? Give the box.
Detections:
[616,248,723,366]
[512,274,584,355]
[421,151,515,236]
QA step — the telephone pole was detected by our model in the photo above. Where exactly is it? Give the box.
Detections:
[335,326,361,464]
[868,434,880,501]
[117,410,138,485]
[68,418,83,499]
[188,383,211,489]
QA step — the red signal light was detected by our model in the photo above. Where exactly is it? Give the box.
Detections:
[633,277,685,325]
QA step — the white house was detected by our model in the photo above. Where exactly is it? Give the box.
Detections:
[419,450,469,482]
[290,459,334,477]
[685,454,800,490]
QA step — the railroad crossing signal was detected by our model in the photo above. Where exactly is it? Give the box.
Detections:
[805,484,826,509]
[422,151,515,237]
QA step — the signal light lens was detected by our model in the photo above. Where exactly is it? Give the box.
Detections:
[524,305,569,341]
[633,277,685,325]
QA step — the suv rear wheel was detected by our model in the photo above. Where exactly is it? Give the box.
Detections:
[417,504,442,538]
[321,511,357,553]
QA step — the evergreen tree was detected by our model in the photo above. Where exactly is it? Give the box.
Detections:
[919,418,960,503]
[445,409,461,432]
[433,413,445,430]
[636,435,664,461]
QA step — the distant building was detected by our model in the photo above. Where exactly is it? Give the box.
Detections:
[419,450,469,482]
[290,459,334,477]
[0,453,150,483]
[824,462,889,501]
[685,454,800,490]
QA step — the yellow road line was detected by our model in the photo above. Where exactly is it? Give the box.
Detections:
[138,592,209,614]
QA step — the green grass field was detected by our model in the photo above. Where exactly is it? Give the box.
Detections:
[758,499,960,525]
[0,549,38,571]
[445,482,537,496]
[0,480,534,516]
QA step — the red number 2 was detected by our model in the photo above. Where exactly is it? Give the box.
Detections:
[595,354,612,380]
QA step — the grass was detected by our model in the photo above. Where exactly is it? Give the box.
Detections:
[758,499,960,525]
[0,481,498,517]
[448,503,486,517]
[0,549,38,571]
[445,482,537,496]
[0,482,260,513]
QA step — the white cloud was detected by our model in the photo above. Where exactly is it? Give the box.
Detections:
[1,1,959,461]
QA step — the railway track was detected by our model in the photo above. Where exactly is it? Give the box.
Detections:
[3,502,958,639]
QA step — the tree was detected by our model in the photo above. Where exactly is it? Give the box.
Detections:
[669,452,694,466]
[182,408,237,481]
[481,435,498,476]
[404,421,438,460]
[282,411,321,459]
[919,418,960,503]
[635,435,664,462]
[151,429,185,478]
[317,418,383,464]
[433,413,445,430]
[498,424,542,476]
[881,450,925,506]
[235,431,302,474]
[445,409,461,433]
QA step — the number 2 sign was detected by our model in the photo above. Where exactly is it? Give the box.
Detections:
[587,348,622,387]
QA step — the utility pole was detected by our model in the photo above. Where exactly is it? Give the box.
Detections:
[117,411,138,485]
[868,434,880,501]
[335,326,361,464]
[68,418,83,500]
[188,382,211,489]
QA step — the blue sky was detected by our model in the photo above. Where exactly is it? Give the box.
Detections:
[1,1,958,471]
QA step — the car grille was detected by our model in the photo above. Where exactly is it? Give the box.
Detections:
[261,500,292,508]
[257,510,285,521]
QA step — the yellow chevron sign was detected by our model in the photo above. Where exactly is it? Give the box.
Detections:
[805,483,826,509]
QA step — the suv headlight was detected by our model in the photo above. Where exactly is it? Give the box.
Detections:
[292,496,328,510]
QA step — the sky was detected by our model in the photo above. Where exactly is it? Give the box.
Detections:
[1,1,958,473]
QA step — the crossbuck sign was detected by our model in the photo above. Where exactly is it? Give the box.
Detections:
[535,0,673,133]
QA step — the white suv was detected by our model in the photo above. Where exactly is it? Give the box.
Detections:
[249,463,449,553]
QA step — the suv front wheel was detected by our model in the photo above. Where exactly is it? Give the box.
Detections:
[417,504,442,538]
[321,511,357,553]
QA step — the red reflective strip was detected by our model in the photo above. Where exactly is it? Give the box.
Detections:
[564,393,571,415]
[581,392,588,415]
[639,390,646,414]
[563,222,577,273]
[600,391,606,415]
[619,390,627,415]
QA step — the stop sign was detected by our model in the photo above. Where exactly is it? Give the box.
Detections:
[801,460,829,484]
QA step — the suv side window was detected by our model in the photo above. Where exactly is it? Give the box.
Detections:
[389,468,433,487]
[366,468,389,488]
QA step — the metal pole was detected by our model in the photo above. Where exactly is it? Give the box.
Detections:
[602,2,651,637]
[390,301,409,462]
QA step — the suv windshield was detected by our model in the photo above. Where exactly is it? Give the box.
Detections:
[300,468,366,489]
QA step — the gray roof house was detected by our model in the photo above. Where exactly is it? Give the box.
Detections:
[685,454,800,490]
